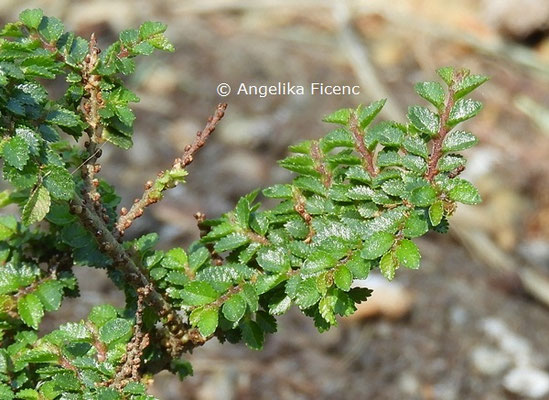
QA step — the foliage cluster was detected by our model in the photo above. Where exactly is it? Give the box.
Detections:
[0,9,486,399]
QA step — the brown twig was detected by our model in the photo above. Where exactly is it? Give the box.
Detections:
[112,285,152,389]
[425,75,461,182]
[69,193,202,356]
[310,140,332,188]
[292,188,315,243]
[349,113,378,177]
[114,103,227,237]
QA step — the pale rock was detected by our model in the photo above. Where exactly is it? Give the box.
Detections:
[503,367,549,399]
[346,274,414,320]
[471,345,512,376]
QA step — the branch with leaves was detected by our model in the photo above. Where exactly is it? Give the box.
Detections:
[0,8,488,399]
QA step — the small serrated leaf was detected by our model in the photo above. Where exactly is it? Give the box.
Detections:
[38,16,64,42]
[395,239,421,269]
[181,281,218,306]
[256,247,290,273]
[428,201,444,226]
[22,185,50,226]
[19,9,44,30]
[454,74,488,99]
[442,130,478,152]
[2,136,29,170]
[294,277,321,309]
[361,231,394,260]
[214,233,250,253]
[334,265,352,291]
[379,252,397,281]
[414,81,445,108]
[35,280,63,312]
[46,108,80,127]
[448,98,482,126]
[358,99,386,129]
[448,179,481,205]
[197,308,218,337]
[407,106,440,136]
[437,66,455,86]
[409,185,437,207]
[222,294,247,323]
[99,318,132,345]
[322,108,352,125]
[18,293,44,329]
[43,165,74,200]
[240,319,264,350]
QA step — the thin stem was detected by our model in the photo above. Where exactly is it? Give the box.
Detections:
[349,113,378,177]
[114,103,227,236]
[425,74,464,182]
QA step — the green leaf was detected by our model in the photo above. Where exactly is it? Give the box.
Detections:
[368,121,404,147]
[18,293,44,329]
[268,294,291,315]
[35,280,63,312]
[395,239,421,269]
[403,136,428,158]
[379,252,397,280]
[407,106,439,136]
[438,153,466,172]
[0,215,17,241]
[139,21,167,39]
[180,281,218,306]
[334,265,353,291]
[45,109,80,127]
[22,185,50,226]
[414,81,445,108]
[234,197,251,227]
[256,310,277,333]
[409,185,437,207]
[437,66,454,86]
[240,284,259,312]
[188,246,210,272]
[448,179,481,205]
[429,201,444,226]
[214,233,250,253]
[38,16,64,42]
[43,165,74,200]
[256,247,290,273]
[263,184,293,199]
[361,231,394,260]
[19,9,44,30]
[197,308,218,337]
[222,294,247,323]
[294,277,321,309]
[302,250,338,276]
[88,304,118,328]
[2,136,29,170]
[0,384,14,400]
[454,74,488,99]
[448,98,482,126]
[358,99,386,129]
[442,130,478,152]
[99,318,133,345]
[119,29,139,45]
[240,319,264,350]
[322,108,351,125]
[15,388,38,400]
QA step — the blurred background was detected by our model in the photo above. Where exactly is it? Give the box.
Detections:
[1,0,549,398]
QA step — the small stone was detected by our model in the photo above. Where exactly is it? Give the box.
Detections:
[471,346,511,376]
[503,367,549,399]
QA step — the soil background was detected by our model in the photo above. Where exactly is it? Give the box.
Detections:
[1,1,549,399]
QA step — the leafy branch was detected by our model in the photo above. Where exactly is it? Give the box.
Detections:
[0,8,488,400]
